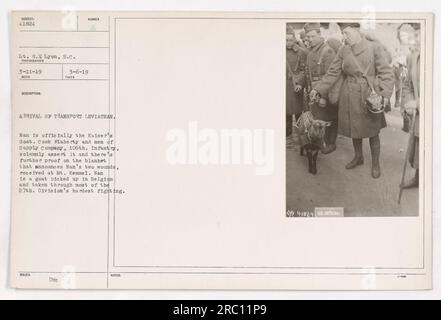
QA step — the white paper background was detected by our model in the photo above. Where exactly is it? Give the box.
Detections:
[0,0,439,299]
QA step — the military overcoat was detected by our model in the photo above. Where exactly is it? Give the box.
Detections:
[315,37,395,138]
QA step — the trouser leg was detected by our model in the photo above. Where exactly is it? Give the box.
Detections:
[326,119,338,145]
[345,138,363,169]
[322,118,338,154]
[369,134,381,179]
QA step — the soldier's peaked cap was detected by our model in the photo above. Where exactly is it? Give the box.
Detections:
[303,23,321,33]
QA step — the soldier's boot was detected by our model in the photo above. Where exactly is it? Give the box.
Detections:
[370,135,381,179]
[401,169,419,189]
[322,120,338,154]
[345,138,364,169]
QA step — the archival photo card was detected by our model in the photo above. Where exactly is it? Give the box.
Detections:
[9,11,433,290]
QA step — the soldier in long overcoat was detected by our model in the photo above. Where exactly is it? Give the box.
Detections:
[401,28,420,189]
[311,23,395,178]
[304,23,338,154]
[286,32,307,137]
[396,23,416,131]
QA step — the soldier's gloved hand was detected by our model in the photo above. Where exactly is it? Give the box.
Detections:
[309,89,320,102]
[294,85,303,93]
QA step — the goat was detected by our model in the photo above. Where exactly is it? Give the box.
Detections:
[293,111,331,175]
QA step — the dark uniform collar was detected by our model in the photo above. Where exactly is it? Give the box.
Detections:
[351,37,369,56]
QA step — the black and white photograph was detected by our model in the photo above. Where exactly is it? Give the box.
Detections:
[286,21,422,217]
[2,6,435,295]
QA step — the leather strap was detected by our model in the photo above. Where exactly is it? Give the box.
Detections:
[349,44,375,91]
